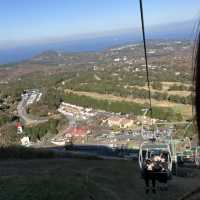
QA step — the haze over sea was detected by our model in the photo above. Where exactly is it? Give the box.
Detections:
[0,20,196,65]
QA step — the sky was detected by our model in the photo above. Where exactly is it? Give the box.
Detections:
[0,0,200,48]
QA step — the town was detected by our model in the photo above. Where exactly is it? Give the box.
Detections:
[0,40,196,155]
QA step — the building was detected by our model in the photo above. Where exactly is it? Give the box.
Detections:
[58,102,95,119]
[137,116,156,125]
[106,116,122,127]
[120,118,134,129]
[67,127,88,138]
[21,136,30,146]
[16,122,23,134]
[114,58,121,62]
[106,116,134,129]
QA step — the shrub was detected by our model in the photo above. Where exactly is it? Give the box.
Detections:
[151,82,163,90]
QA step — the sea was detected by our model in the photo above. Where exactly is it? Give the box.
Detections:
[0,20,194,65]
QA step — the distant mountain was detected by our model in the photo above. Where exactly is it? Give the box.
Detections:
[0,19,196,65]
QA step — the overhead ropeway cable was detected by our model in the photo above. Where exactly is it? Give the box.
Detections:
[139,0,153,118]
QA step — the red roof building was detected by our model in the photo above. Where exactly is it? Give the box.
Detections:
[16,122,22,129]
[16,122,23,134]
[66,127,87,138]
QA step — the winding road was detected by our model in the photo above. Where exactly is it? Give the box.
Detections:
[17,96,48,125]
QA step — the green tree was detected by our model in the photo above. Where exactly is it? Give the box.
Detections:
[151,82,163,90]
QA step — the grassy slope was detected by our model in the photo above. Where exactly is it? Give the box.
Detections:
[0,158,199,200]
[64,89,192,119]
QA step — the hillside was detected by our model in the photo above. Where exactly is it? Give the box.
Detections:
[0,39,195,146]
[0,158,200,200]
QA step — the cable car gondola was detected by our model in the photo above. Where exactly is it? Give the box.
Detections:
[139,141,173,183]
[195,146,200,167]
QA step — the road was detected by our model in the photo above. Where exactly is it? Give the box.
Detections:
[17,96,48,125]
[50,113,76,143]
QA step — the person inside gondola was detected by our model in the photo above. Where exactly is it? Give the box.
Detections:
[160,152,168,170]
[157,152,168,189]
[143,157,156,193]
[144,151,169,193]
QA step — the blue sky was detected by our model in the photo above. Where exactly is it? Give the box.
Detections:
[0,0,200,47]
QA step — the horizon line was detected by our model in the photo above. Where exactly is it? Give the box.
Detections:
[0,18,196,51]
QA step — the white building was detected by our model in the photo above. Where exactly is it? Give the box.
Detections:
[114,58,121,62]
[21,136,30,146]
[106,116,134,129]
[16,123,23,134]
